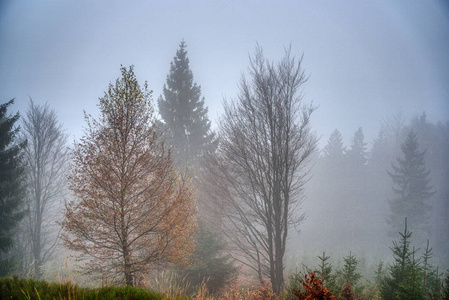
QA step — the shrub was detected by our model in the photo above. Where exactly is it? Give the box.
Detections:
[252,280,277,300]
[290,272,336,300]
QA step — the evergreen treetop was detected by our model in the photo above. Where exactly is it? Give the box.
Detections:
[381,218,425,300]
[315,252,337,291]
[347,127,367,167]
[322,129,345,160]
[387,130,433,242]
[338,252,362,287]
[158,40,215,168]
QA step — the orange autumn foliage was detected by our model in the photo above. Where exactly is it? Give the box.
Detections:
[294,273,336,300]
[60,66,196,286]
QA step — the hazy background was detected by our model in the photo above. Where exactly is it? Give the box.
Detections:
[1,0,448,147]
[1,1,449,291]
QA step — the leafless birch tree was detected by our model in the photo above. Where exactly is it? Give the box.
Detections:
[201,47,317,294]
[22,100,68,278]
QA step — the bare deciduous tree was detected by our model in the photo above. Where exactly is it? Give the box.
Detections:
[61,66,196,286]
[22,100,68,278]
[201,47,317,294]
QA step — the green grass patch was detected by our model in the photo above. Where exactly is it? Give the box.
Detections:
[0,276,172,300]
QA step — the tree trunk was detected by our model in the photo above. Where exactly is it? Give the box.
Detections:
[274,239,284,294]
[123,247,133,286]
[122,225,133,286]
[34,191,42,279]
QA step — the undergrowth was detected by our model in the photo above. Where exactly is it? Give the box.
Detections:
[0,276,168,300]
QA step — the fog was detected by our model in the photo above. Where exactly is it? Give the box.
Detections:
[0,0,448,295]
[291,115,449,273]
[1,1,448,145]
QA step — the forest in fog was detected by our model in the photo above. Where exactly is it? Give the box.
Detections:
[297,112,449,269]
[1,40,448,299]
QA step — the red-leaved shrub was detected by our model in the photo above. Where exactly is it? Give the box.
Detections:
[293,272,336,300]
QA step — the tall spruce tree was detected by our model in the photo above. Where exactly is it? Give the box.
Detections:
[0,99,27,276]
[387,130,433,244]
[158,41,215,168]
[411,114,449,269]
[319,129,354,250]
[345,128,370,250]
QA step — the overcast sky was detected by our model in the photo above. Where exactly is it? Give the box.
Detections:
[1,1,448,148]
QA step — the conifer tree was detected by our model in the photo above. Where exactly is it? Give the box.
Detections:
[315,252,337,292]
[322,129,345,162]
[345,128,369,250]
[406,246,424,300]
[381,218,425,300]
[340,252,362,286]
[387,130,433,243]
[175,221,238,296]
[422,240,442,299]
[318,129,348,250]
[425,266,442,299]
[337,251,361,298]
[347,127,367,168]
[0,99,27,276]
[374,261,385,287]
[158,41,215,168]
[422,240,432,288]
[443,272,449,300]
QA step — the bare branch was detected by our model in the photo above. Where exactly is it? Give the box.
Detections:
[200,47,317,294]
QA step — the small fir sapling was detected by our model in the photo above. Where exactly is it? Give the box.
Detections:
[422,240,443,299]
[381,218,425,300]
[337,252,361,299]
[315,252,337,292]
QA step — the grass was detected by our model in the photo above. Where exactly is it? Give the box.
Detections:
[0,275,283,300]
[0,276,167,300]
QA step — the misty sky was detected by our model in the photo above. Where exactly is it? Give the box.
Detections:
[1,1,448,147]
